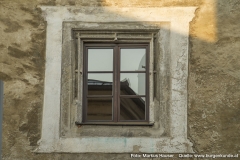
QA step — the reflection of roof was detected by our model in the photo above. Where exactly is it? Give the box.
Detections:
[88,79,136,95]
[88,79,140,96]
[88,79,145,120]
[88,79,112,85]
[120,79,135,95]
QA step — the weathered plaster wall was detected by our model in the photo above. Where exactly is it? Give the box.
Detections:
[188,0,240,154]
[0,0,239,159]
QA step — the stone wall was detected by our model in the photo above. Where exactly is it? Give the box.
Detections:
[0,0,240,159]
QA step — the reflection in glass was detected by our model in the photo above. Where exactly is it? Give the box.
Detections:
[120,73,145,95]
[88,74,113,95]
[121,48,146,71]
[87,98,112,121]
[120,98,145,120]
[88,49,113,71]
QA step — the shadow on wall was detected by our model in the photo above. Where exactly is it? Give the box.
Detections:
[102,0,240,154]
[187,0,240,153]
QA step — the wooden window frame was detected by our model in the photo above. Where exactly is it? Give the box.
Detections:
[82,43,150,124]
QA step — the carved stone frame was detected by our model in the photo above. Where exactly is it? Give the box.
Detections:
[37,6,196,153]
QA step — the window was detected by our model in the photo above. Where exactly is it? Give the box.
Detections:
[38,6,196,153]
[82,43,149,124]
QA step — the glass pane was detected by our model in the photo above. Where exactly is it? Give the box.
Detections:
[88,73,112,95]
[88,49,113,71]
[87,98,112,121]
[120,73,145,95]
[121,48,146,71]
[120,98,145,120]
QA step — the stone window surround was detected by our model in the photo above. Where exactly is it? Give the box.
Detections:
[63,28,166,139]
[80,40,151,124]
[37,6,196,153]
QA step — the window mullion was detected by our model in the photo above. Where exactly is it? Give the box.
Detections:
[83,46,88,122]
[146,44,150,121]
[113,45,118,122]
[117,45,121,122]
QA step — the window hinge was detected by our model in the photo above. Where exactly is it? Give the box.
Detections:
[150,71,157,75]
[75,70,82,74]
[114,33,118,41]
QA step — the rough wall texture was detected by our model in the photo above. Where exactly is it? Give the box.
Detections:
[0,0,239,159]
[188,0,240,154]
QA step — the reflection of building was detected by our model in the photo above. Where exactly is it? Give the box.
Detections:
[138,55,145,95]
[88,79,145,120]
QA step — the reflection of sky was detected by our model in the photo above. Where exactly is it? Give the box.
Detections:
[88,49,113,71]
[121,49,146,71]
[88,48,146,94]
[88,73,113,83]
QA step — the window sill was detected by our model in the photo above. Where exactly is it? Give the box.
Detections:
[75,121,154,126]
